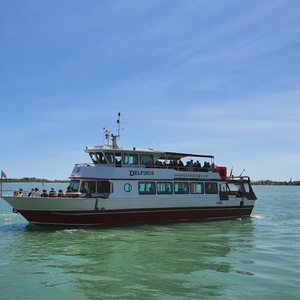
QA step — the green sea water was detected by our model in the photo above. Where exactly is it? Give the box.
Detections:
[0,184,299,300]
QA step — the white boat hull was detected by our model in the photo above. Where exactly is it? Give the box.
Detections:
[1,195,254,226]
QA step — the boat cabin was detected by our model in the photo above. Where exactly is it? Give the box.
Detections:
[85,146,217,172]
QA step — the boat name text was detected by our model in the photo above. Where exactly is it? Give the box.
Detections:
[130,170,155,176]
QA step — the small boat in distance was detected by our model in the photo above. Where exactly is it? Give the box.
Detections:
[1,113,257,226]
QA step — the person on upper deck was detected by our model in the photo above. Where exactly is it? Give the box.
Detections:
[146,161,153,168]
[19,188,23,195]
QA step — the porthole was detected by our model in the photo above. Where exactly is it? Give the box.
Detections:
[124,183,132,192]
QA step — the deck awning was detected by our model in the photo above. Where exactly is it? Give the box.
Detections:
[159,151,214,161]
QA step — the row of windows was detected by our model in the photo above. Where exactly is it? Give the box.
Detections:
[79,180,110,193]
[125,182,218,195]
[70,179,218,195]
[90,152,153,165]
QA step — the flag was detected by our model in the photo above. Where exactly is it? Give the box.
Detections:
[1,171,7,179]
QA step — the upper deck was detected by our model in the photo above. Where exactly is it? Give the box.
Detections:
[84,145,217,173]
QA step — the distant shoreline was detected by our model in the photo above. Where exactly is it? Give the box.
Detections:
[1,178,69,183]
[251,180,300,186]
[2,178,299,186]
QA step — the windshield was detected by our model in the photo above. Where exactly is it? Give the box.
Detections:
[70,180,80,192]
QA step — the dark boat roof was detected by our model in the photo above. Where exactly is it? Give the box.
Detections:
[159,151,214,160]
[85,146,214,160]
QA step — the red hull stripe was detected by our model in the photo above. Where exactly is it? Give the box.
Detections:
[18,206,254,226]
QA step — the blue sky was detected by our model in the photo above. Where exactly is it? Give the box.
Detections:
[1,0,300,181]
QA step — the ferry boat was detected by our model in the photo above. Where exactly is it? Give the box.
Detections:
[1,114,257,226]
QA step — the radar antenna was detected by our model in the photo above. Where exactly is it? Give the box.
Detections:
[102,113,125,149]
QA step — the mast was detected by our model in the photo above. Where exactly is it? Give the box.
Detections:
[112,112,121,149]
[103,113,125,149]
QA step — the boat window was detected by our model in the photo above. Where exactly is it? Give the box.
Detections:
[105,152,114,164]
[205,182,218,194]
[138,182,156,195]
[243,183,250,193]
[70,180,80,192]
[122,153,128,164]
[140,154,153,165]
[157,182,173,194]
[115,153,122,165]
[227,183,238,191]
[174,182,189,194]
[97,181,110,193]
[80,181,96,193]
[124,183,132,192]
[233,183,249,194]
[219,183,227,192]
[129,153,138,164]
[89,153,99,164]
[190,182,204,194]
[96,152,107,164]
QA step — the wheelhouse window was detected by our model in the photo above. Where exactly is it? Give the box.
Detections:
[97,181,110,193]
[105,152,114,164]
[122,153,128,164]
[96,152,107,164]
[129,153,138,164]
[190,182,204,194]
[141,154,154,165]
[205,182,218,194]
[157,182,173,194]
[174,182,189,194]
[138,182,155,195]
[80,181,96,193]
[115,153,122,166]
[70,180,80,192]
[89,153,99,164]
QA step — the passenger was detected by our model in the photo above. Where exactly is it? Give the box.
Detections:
[19,187,24,196]
[35,188,41,197]
[28,188,34,197]
[66,186,73,197]
[49,187,57,197]
[57,189,65,198]
[194,161,201,172]
[13,190,20,196]
[41,189,49,197]
[147,161,153,168]
[28,188,36,197]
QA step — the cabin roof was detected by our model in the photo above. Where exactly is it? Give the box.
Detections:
[159,151,214,160]
[85,146,214,160]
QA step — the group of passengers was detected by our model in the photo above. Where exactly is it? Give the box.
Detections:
[152,159,215,172]
[154,160,185,168]
[13,186,77,198]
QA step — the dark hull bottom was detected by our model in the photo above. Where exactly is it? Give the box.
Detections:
[17,206,254,226]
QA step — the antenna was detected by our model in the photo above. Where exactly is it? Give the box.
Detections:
[112,112,125,149]
[239,169,245,177]
[102,113,125,149]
